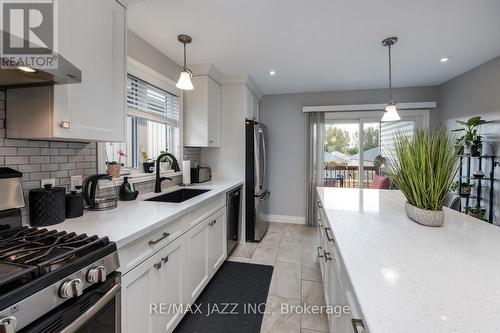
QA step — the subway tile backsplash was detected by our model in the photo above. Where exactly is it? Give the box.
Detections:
[0,90,202,225]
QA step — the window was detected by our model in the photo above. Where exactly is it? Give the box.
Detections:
[103,60,181,175]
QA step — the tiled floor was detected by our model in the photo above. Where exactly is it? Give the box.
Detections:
[227,223,329,333]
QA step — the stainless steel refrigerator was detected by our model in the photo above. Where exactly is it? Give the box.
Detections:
[245,119,270,242]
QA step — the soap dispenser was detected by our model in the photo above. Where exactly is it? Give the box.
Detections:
[119,177,139,201]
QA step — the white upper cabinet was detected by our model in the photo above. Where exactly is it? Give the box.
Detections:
[184,75,221,147]
[245,87,259,121]
[6,0,126,142]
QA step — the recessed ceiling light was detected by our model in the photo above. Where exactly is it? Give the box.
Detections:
[440,57,451,63]
[269,70,276,76]
[17,66,37,73]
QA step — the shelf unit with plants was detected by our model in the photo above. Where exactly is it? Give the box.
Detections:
[457,155,497,223]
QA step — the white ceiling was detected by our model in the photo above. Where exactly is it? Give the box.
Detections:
[128,0,500,95]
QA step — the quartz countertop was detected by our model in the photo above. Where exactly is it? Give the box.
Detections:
[317,187,500,333]
[49,180,243,249]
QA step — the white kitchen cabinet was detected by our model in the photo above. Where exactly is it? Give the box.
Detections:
[245,87,259,121]
[184,75,221,147]
[208,210,227,274]
[121,236,185,333]
[185,217,211,303]
[6,0,126,142]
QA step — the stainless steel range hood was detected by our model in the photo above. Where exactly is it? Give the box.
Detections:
[0,53,82,88]
[0,32,81,88]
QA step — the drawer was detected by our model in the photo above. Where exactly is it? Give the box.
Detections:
[119,217,188,274]
[119,193,226,274]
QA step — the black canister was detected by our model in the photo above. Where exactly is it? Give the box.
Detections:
[66,190,84,218]
[29,184,66,227]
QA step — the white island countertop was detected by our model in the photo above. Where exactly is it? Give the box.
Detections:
[50,180,243,249]
[317,187,500,333]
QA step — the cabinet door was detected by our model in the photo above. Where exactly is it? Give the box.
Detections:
[207,77,221,147]
[53,0,125,141]
[156,237,186,333]
[208,212,227,274]
[185,218,210,303]
[184,76,208,147]
[121,248,162,333]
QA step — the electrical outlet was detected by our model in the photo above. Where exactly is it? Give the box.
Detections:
[71,175,83,192]
[41,179,56,188]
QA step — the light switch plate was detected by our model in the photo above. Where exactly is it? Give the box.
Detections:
[71,175,83,192]
[41,179,56,188]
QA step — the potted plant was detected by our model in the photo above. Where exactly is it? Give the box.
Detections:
[452,116,492,156]
[106,149,126,178]
[464,206,486,220]
[459,182,475,196]
[390,129,459,227]
[141,151,155,173]
[158,151,173,172]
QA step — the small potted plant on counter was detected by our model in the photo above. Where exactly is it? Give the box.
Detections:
[464,206,486,220]
[452,116,492,156]
[106,149,126,178]
[391,129,459,227]
[159,151,173,172]
[141,151,155,173]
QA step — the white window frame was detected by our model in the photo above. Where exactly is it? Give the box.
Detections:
[97,57,184,183]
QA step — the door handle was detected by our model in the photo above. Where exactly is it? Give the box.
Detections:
[149,232,170,246]
[317,247,323,258]
[325,227,334,242]
[351,318,364,333]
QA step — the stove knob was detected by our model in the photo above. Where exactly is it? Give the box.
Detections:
[0,316,17,333]
[87,266,107,284]
[60,278,83,298]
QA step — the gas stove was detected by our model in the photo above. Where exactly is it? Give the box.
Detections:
[0,224,120,333]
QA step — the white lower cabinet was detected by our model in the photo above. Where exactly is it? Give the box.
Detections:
[121,236,185,333]
[185,218,211,303]
[121,205,227,333]
[317,199,366,333]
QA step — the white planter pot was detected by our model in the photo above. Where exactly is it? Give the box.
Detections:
[160,162,172,172]
[405,202,444,227]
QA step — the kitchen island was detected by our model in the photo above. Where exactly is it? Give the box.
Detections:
[316,187,500,333]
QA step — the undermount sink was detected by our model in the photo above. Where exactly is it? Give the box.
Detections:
[145,189,211,203]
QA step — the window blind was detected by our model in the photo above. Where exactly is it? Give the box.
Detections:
[126,74,180,126]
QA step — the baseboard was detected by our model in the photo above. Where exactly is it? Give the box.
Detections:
[262,214,306,225]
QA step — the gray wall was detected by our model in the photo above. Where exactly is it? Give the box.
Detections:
[439,55,500,224]
[128,30,181,83]
[259,86,439,218]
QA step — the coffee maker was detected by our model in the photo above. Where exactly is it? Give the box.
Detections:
[0,167,25,228]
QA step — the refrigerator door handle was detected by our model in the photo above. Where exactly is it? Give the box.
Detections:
[259,189,271,201]
[261,127,267,191]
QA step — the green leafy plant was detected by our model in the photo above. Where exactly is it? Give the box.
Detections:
[451,116,492,155]
[464,206,486,219]
[390,129,459,211]
[159,151,173,163]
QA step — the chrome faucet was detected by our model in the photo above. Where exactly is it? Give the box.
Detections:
[155,152,181,193]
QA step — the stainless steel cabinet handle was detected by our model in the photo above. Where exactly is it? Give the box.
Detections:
[351,318,364,333]
[317,200,323,208]
[325,227,334,242]
[149,232,170,246]
[324,251,332,262]
[317,246,324,258]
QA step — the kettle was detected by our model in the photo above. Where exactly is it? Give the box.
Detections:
[82,174,118,211]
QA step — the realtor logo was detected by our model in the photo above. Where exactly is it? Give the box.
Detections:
[0,0,57,68]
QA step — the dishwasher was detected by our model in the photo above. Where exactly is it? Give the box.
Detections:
[227,186,242,256]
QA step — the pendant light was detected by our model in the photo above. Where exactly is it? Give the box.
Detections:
[176,34,194,90]
[381,37,401,122]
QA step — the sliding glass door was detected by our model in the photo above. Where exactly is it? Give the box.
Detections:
[322,110,428,189]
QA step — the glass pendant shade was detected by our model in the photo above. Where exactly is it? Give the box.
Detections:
[382,103,401,122]
[176,70,194,90]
